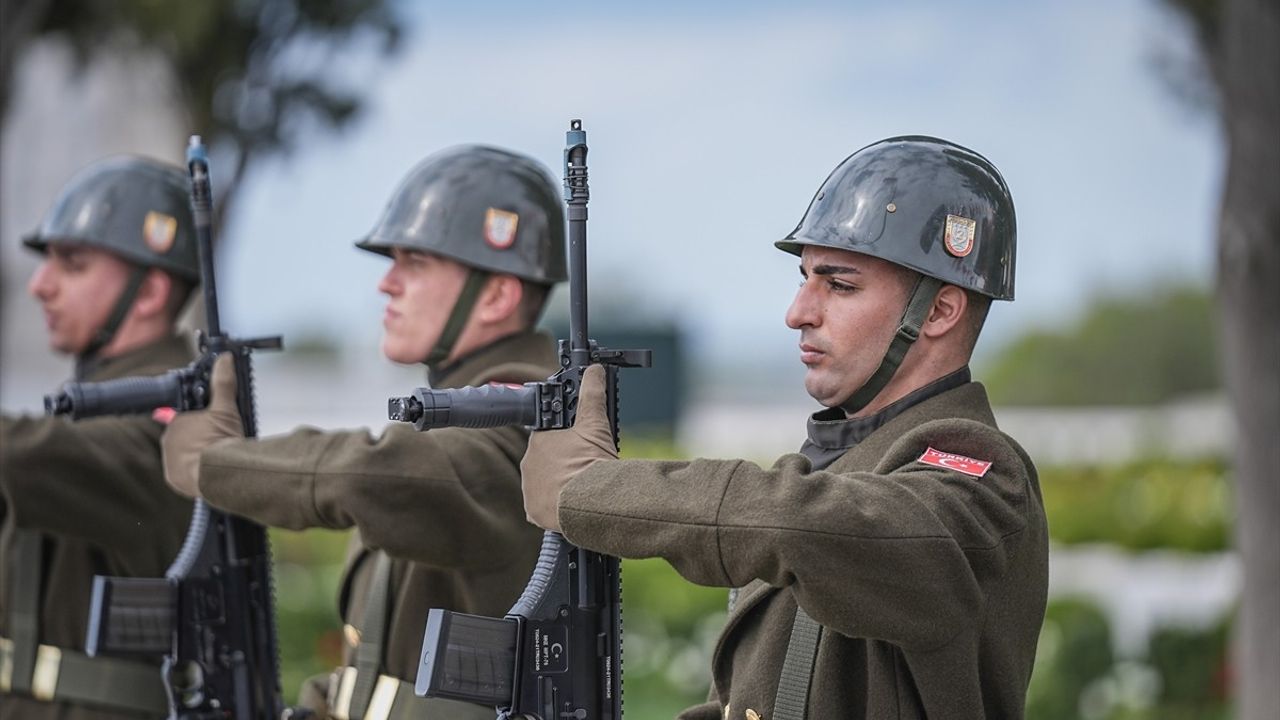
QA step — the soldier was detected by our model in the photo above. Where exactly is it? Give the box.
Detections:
[1,158,199,719]
[521,137,1050,719]
[160,145,566,719]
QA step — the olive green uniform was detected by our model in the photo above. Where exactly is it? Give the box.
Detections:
[0,335,195,720]
[558,375,1048,720]
[197,331,555,719]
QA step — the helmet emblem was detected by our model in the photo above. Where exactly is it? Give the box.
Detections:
[943,214,977,257]
[484,208,519,249]
[143,211,177,254]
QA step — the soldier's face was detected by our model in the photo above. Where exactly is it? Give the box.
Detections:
[378,248,470,364]
[785,246,913,408]
[27,244,133,355]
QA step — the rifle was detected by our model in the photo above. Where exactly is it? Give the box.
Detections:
[44,137,286,720]
[386,120,650,720]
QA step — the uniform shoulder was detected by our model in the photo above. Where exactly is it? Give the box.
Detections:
[882,416,1034,482]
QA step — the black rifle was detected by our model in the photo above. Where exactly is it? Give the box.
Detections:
[386,120,650,720]
[44,137,285,720]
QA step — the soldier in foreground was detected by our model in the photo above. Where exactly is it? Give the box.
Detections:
[520,137,1050,719]
[160,145,565,719]
[0,158,198,719]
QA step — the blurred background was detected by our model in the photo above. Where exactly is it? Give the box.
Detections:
[2,1,1275,719]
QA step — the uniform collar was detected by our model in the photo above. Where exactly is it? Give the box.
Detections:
[427,330,559,389]
[74,333,194,382]
[800,366,971,470]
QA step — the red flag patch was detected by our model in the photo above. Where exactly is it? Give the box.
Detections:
[918,447,992,478]
[152,407,177,425]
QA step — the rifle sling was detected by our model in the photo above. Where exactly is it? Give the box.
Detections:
[348,550,393,720]
[3,530,42,694]
[771,606,823,720]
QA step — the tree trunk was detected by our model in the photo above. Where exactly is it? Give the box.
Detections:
[1218,0,1280,717]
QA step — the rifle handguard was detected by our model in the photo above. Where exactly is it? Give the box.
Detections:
[389,384,541,430]
[45,370,195,419]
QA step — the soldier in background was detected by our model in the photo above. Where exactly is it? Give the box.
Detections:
[520,136,1050,720]
[161,145,565,720]
[1,158,199,719]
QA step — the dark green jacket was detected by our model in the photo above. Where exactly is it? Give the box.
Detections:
[1,335,195,720]
[198,331,556,718]
[559,381,1049,720]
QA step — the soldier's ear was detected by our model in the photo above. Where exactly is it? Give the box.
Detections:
[131,268,173,321]
[921,284,967,340]
[475,274,524,325]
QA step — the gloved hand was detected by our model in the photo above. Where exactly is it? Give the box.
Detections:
[520,364,618,532]
[162,353,243,498]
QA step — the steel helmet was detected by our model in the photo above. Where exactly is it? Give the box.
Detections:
[23,156,199,282]
[777,135,1015,300]
[356,145,567,284]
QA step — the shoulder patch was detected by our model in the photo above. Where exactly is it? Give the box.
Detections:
[152,407,177,425]
[918,446,992,478]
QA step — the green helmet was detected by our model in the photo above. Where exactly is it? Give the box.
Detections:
[777,135,1016,300]
[778,136,1016,414]
[23,156,199,282]
[356,145,567,284]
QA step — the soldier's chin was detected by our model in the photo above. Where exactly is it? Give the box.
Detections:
[380,336,422,365]
[50,334,79,356]
[804,375,843,408]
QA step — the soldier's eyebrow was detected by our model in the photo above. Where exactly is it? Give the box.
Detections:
[809,263,862,277]
[51,245,86,261]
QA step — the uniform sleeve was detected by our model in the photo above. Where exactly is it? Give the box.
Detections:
[558,418,1035,651]
[198,423,534,569]
[0,412,190,546]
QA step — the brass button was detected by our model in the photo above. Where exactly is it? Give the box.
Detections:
[343,623,361,647]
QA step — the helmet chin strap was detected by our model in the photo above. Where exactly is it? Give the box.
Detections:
[837,274,942,416]
[423,269,491,369]
[78,266,148,363]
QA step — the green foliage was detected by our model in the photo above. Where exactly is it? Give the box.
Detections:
[621,558,729,720]
[983,284,1220,406]
[1040,456,1232,552]
[1028,598,1115,720]
[270,527,350,699]
[1148,617,1233,715]
[1029,598,1233,720]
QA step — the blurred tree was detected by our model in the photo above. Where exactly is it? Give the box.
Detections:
[1026,598,1115,720]
[983,283,1218,406]
[0,0,403,230]
[1157,1,1280,718]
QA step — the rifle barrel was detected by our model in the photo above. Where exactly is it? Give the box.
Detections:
[187,135,221,338]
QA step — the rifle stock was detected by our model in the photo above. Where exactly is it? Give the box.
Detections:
[390,120,649,720]
[47,136,286,720]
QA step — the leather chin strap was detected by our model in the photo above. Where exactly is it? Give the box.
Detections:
[423,269,490,369]
[78,266,148,363]
[837,274,943,416]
